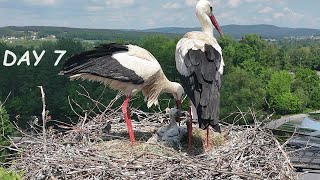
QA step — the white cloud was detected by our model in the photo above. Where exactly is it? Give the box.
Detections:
[244,0,257,2]
[258,6,273,14]
[219,12,232,19]
[283,7,304,20]
[161,0,197,9]
[271,7,304,25]
[162,2,180,9]
[310,17,320,29]
[227,0,241,8]
[24,0,58,6]
[0,0,318,30]
[105,0,134,7]
[185,0,197,7]
[86,6,104,12]
[263,17,273,23]
[273,12,284,19]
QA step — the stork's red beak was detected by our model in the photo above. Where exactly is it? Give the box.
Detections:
[209,14,224,39]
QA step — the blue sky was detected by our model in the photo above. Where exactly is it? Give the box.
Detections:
[0,0,319,29]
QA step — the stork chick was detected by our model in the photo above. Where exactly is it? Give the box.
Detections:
[157,108,187,149]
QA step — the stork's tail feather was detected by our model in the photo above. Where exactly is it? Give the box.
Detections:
[200,120,221,133]
[212,123,221,133]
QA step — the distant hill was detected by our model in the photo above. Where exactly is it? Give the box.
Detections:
[0,26,179,41]
[142,24,320,39]
[1,24,320,40]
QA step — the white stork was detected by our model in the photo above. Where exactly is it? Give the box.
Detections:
[175,0,224,150]
[60,43,184,144]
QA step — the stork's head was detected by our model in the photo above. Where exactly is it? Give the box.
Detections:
[163,81,184,118]
[167,82,184,111]
[196,0,224,38]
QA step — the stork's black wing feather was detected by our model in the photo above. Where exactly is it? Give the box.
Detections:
[180,44,222,132]
[60,43,144,84]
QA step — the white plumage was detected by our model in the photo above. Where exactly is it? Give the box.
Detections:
[176,32,225,76]
[111,45,162,83]
[61,43,184,143]
[175,0,225,150]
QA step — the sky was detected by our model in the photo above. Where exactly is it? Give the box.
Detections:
[0,0,319,30]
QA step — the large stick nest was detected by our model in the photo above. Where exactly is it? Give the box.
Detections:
[5,108,299,180]
[1,88,299,180]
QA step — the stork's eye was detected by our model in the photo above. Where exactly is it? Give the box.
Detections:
[210,6,212,11]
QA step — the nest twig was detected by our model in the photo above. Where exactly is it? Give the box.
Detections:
[4,113,299,179]
[1,87,299,180]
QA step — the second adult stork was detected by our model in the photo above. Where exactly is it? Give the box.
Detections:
[175,0,224,149]
[60,43,184,144]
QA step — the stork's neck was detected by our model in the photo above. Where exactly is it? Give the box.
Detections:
[162,80,179,97]
[196,11,213,37]
[169,115,178,127]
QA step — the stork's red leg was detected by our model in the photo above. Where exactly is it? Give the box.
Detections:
[122,96,136,144]
[206,127,209,147]
[188,105,193,154]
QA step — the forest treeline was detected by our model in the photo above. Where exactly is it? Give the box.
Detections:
[1,34,320,123]
[0,26,179,41]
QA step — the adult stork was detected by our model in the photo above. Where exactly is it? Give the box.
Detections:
[60,43,184,144]
[175,0,224,150]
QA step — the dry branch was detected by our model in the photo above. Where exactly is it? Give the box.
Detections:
[38,86,47,158]
[1,88,299,180]
[4,112,299,179]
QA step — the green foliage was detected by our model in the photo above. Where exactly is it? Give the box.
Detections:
[240,34,267,53]
[309,87,320,109]
[0,105,14,136]
[218,33,320,117]
[0,26,179,42]
[1,31,320,125]
[272,93,302,114]
[0,168,23,180]
[267,71,293,98]
[265,71,303,114]
[293,87,309,109]
[291,68,320,109]
[240,58,261,75]
[0,105,15,162]
[221,67,266,120]
[293,68,320,93]
[233,44,255,65]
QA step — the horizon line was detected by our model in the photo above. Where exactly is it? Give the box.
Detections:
[0,24,319,31]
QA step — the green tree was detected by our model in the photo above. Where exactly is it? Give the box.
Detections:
[240,58,262,75]
[267,71,292,98]
[233,44,255,65]
[0,104,15,162]
[309,87,320,109]
[288,47,311,68]
[293,68,320,94]
[272,92,302,114]
[221,67,266,120]
[267,71,302,114]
